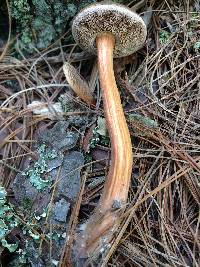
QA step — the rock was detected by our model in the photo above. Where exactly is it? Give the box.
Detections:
[39,121,78,151]
[12,173,39,204]
[57,151,84,202]
[53,198,70,223]
[12,121,84,266]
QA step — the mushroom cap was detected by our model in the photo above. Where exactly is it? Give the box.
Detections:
[72,2,147,58]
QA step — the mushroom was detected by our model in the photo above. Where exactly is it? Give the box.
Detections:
[63,62,95,106]
[72,1,147,261]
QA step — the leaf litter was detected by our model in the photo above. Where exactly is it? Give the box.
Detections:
[0,0,200,266]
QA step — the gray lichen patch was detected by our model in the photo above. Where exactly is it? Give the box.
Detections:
[10,0,97,53]
[38,121,78,151]
[57,151,84,201]
[11,121,84,265]
[53,198,70,223]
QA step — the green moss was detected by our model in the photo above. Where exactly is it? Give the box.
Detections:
[159,30,170,44]
[88,117,110,150]
[0,186,19,252]
[129,114,158,129]
[21,197,32,211]
[11,0,33,48]
[193,41,200,51]
[129,114,158,136]
[10,0,91,52]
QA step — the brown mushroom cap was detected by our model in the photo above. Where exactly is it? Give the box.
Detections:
[72,2,147,58]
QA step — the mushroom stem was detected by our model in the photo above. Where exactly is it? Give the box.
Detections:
[76,33,133,260]
[96,33,133,210]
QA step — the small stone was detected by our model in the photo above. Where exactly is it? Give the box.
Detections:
[53,198,70,223]
[112,199,122,210]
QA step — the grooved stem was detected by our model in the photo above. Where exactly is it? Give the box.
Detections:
[75,33,133,261]
[96,34,133,210]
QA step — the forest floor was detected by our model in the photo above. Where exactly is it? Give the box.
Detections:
[0,0,200,266]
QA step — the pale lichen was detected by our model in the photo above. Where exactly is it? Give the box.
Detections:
[25,144,57,191]
[0,186,19,252]
[10,0,97,52]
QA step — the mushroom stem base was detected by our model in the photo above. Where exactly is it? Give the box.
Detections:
[74,33,133,264]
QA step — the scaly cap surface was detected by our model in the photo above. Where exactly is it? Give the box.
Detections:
[72,2,147,58]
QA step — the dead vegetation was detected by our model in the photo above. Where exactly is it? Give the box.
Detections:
[0,0,200,266]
